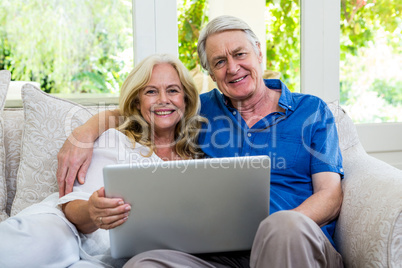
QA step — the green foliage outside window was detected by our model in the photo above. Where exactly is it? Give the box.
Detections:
[339,0,402,122]
[177,0,208,72]
[340,0,402,57]
[0,0,133,94]
[1,0,206,94]
[265,0,300,92]
[264,0,402,121]
[371,79,402,106]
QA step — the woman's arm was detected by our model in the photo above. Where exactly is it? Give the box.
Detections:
[57,109,121,197]
[62,187,131,234]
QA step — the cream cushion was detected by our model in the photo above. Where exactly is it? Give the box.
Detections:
[10,84,96,216]
[3,109,24,215]
[0,70,11,221]
[335,142,402,267]
[331,103,402,267]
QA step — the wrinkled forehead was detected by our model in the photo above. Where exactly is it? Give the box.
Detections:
[205,30,253,58]
[205,29,247,47]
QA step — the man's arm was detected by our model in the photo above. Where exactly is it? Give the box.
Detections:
[57,109,121,197]
[292,172,343,227]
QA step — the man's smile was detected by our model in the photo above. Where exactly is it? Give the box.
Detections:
[229,75,247,83]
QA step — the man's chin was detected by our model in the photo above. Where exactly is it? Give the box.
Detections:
[227,92,256,105]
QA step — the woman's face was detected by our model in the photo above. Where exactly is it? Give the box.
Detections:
[138,63,186,136]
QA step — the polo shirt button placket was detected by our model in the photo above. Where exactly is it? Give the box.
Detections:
[242,132,253,154]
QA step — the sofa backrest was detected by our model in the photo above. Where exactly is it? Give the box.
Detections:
[3,108,24,215]
[1,98,357,218]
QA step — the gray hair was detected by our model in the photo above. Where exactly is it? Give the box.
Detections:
[197,15,261,74]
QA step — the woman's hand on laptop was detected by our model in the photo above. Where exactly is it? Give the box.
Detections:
[89,187,131,230]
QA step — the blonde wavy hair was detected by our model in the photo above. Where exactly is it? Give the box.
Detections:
[117,54,206,159]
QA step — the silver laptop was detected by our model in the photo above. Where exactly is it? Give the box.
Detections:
[103,155,270,259]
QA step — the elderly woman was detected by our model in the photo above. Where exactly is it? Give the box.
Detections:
[0,54,206,268]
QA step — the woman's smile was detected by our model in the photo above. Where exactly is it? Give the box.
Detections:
[153,109,176,116]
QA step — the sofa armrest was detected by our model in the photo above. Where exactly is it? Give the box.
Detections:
[335,142,402,267]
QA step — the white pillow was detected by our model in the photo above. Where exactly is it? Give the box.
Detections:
[3,108,24,215]
[0,70,11,221]
[10,84,96,216]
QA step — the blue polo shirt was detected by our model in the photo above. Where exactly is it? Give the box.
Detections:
[198,79,344,248]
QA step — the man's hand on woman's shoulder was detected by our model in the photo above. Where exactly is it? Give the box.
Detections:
[57,126,95,197]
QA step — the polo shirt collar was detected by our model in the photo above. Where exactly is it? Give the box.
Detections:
[219,79,295,112]
[264,79,295,112]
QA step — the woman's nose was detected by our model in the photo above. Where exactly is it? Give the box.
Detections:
[157,91,169,104]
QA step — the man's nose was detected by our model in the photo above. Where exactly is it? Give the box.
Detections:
[227,57,239,74]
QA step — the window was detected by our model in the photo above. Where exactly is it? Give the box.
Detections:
[1,0,133,96]
[339,0,402,123]
[177,0,208,72]
[266,0,300,92]
[301,0,401,169]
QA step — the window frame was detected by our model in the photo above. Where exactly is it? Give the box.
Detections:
[132,0,178,65]
[301,0,402,168]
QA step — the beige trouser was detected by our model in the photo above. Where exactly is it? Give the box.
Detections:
[124,211,344,268]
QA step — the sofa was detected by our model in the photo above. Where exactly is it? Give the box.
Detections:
[0,69,401,267]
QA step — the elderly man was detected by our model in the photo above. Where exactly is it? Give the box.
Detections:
[57,15,344,268]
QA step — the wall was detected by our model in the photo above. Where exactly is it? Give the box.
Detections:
[357,124,402,170]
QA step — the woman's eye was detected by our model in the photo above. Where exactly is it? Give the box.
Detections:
[168,88,180,93]
[145,89,156,95]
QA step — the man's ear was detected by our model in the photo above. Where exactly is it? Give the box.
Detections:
[256,42,263,63]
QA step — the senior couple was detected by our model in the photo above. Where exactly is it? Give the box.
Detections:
[0,15,344,267]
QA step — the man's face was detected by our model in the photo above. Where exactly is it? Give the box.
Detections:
[205,30,264,103]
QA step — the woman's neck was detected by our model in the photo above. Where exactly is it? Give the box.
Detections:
[154,147,181,161]
[152,131,181,161]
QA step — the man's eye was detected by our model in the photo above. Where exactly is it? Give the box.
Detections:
[215,60,225,67]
